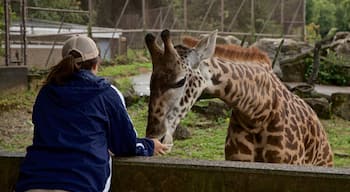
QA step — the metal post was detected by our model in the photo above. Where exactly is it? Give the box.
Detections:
[250,0,255,39]
[21,0,27,66]
[221,0,224,32]
[88,0,92,38]
[302,0,306,41]
[142,0,146,30]
[4,0,10,66]
[281,0,284,33]
[184,0,187,30]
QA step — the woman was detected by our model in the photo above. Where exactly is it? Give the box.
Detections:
[15,35,167,192]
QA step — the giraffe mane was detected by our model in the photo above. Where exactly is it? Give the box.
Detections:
[182,36,271,66]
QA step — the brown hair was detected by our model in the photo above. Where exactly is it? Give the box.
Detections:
[45,50,99,85]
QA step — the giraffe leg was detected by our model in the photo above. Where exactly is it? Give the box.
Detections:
[225,123,255,162]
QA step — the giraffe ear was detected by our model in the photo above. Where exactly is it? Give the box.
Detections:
[194,30,217,60]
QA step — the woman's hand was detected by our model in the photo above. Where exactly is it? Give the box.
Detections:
[151,139,169,156]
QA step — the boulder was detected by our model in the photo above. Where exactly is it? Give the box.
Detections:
[173,125,191,140]
[303,97,331,119]
[332,31,350,59]
[331,93,350,121]
[252,38,313,82]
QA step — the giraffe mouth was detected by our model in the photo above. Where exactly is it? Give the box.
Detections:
[159,135,166,143]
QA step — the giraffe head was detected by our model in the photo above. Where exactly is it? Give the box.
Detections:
[145,29,217,150]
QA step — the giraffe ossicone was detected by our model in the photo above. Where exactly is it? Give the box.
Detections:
[145,29,333,166]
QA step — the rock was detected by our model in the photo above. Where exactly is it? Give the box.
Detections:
[200,34,243,46]
[303,97,331,119]
[173,125,191,140]
[252,38,313,81]
[331,93,350,121]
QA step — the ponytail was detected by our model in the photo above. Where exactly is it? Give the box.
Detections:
[44,50,98,86]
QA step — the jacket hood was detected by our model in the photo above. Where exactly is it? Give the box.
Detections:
[45,70,110,107]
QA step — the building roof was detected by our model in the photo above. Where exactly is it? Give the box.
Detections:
[11,19,122,39]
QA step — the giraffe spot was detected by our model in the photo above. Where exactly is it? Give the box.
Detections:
[214,90,221,97]
[219,63,229,73]
[267,123,283,133]
[186,89,191,97]
[292,155,298,161]
[184,96,188,103]
[232,71,239,80]
[267,135,284,149]
[245,134,254,143]
[286,140,298,150]
[255,147,264,162]
[179,99,184,106]
[245,68,253,80]
[211,58,218,68]
[236,140,252,155]
[298,146,304,158]
[284,152,292,163]
[236,66,243,77]
[265,150,281,163]
[211,74,222,85]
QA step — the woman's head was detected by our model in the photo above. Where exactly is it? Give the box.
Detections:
[46,35,100,85]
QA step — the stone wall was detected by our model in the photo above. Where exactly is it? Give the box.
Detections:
[1,152,350,192]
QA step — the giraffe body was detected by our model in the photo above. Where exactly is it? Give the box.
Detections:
[145,30,333,166]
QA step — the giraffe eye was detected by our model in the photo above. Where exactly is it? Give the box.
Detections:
[171,77,186,88]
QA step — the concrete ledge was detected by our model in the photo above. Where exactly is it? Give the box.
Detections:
[1,153,350,192]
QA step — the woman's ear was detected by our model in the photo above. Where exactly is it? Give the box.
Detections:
[92,63,99,75]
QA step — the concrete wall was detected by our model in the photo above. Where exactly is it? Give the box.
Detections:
[0,45,62,68]
[1,152,350,192]
[0,67,28,95]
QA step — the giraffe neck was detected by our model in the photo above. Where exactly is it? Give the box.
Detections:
[201,57,278,124]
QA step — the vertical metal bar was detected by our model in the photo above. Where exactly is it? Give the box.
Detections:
[88,0,92,38]
[4,0,10,66]
[281,0,284,33]
[184,0,187,30]
[250,0,255,39]
[228,0,246,31]
[302,0,306,41]
[21,0,27,66]
[102,0,130,59]
[142,0,146,30]
[221,0,224,32]
[199,0,216,31]
[287,0,302,35]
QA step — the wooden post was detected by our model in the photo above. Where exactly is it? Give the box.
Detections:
[221,0,224,32]
[4,0,10,66]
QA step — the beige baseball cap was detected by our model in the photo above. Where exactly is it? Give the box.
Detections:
[62,35,99,63]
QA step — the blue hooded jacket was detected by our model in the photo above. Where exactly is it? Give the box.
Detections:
[16,70,154,192]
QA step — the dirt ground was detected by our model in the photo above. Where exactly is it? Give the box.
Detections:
[0,95,35,152]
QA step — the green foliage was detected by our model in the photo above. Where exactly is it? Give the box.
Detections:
[304,51,350,85]
[307,0,350,37]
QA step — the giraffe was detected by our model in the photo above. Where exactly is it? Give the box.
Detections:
[145,29,333,166]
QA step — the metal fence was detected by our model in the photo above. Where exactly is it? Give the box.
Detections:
[113,0,305,48]
[2,0,306,65]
